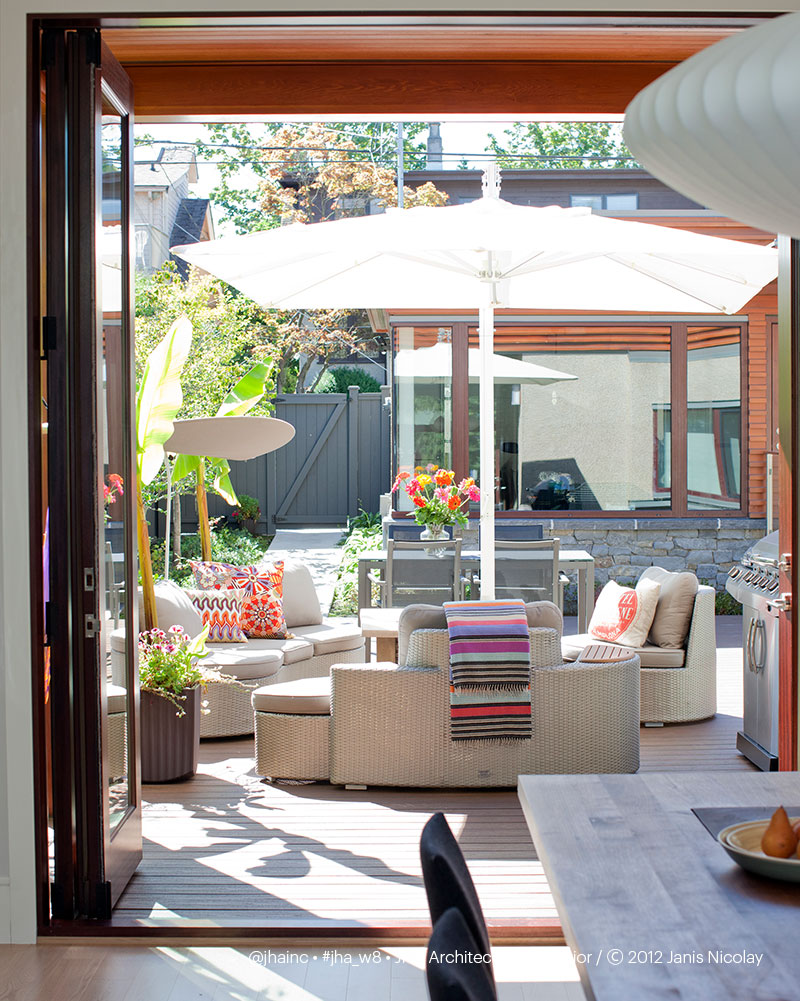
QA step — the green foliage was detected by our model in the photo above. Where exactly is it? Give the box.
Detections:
[231,494,261,523]
[486,122,640,170]
[708,586,742,616]
[329,524,383,616]
[138,626,209,709]
[313,366,382,394]
[150,527,272,588]
[344,507,382,535]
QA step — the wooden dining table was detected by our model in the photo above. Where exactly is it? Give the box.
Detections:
[518,770,800,1001]
[357,547,596,631]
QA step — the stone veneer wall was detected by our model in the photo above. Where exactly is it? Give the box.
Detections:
[541,517,768,603]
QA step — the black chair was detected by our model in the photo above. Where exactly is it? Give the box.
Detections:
[426,908,498,1001]
[420,812,494,988]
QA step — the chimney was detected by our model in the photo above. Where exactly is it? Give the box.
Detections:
[426,123,443,170]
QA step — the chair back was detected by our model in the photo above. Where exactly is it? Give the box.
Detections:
[386,521,456,542]
[472,538,560,604]
[426,908,497,1001]
[385,538,463,607]
[420,813,494,981]
[492,523,544,542]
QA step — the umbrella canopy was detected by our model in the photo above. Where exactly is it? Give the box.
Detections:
[165,416,295,460]
[394,343,577,385]
[173,175,778,597]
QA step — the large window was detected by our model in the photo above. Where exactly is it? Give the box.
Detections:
[393,320,744,516]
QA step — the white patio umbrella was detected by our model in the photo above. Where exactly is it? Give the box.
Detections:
[173,168,778,597]
[394,342,577,385]
[162,415,295,578]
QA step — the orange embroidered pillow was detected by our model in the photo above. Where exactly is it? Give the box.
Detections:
[588,578,661,648]
[189,560,236,590]
[228,562,288,639]
[187,588,248,643]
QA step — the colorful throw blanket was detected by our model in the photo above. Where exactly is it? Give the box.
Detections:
[443,600,531,742]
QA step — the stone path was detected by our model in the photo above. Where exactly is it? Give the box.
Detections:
[267,527,346,615]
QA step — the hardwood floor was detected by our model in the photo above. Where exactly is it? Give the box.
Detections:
[112,617,751,936]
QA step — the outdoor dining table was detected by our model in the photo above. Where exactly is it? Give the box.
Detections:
[518,770,800,1001]
[356,547,595,631]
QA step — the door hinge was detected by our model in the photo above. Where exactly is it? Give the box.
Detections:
[84,614,101,638]
[41,316,57,359]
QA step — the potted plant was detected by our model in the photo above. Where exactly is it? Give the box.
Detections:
[391,465,480,543]
[138,624,217,782]
[231,493,261,536]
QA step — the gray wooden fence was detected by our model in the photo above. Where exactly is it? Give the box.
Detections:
[166,388,391,534]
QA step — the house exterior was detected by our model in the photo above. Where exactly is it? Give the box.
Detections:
[376,168,778,592]
[0,4,797,945]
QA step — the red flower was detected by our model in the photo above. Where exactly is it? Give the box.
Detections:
[413,496,426,508]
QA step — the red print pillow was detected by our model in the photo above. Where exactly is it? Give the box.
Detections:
[588,578,661,648]
[228,561,288,639]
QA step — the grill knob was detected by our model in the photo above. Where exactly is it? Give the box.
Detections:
[729,567,740,578]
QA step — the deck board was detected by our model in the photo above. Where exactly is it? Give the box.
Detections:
[114,617,753,931]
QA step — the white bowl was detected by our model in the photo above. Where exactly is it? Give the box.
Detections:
[718,818,800,883]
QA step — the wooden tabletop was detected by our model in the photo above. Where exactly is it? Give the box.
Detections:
[518,771,800,1001]
[358,607,404,638]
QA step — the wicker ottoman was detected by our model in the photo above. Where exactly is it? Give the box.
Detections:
[253,677,331,781]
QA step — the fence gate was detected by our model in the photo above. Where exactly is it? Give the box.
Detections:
[181,389,390,533]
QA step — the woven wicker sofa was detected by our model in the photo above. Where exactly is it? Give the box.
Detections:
[111,559,365,738]
[561,567,717,725]
[328,603,640,788]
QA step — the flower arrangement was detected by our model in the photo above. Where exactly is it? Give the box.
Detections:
[103,473,124,522]
[138,624,236,715]
[391,465,480,528]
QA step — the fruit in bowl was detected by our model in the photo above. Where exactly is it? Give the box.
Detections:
[761,806,799,858]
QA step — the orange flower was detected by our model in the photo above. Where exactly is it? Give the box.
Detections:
[434,469,454,486]
[413,496,426,508]
[447,495,461,511]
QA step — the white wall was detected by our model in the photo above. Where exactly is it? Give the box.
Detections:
[1,0,798,945]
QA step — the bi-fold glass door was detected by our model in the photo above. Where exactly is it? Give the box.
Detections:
[43,27,141,920]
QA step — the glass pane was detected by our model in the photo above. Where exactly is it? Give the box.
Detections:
[605,192,639,210]
[570,194,603,210]
[100,106,131,828]
[393,325,453,510]
[687,326,741,510]
[468,324,672,511]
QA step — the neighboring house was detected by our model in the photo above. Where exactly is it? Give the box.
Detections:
[103,143,214,275]
[375,168,777,590]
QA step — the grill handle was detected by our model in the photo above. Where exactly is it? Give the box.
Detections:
[746,617,756,673]
[752,619,767,674]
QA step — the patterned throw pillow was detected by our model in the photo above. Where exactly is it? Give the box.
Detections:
[186,588,248,643]
[189,560,238,590]
[231,561,288,639]
[588,578,662,648]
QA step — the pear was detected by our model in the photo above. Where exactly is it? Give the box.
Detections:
[761,806,798,858]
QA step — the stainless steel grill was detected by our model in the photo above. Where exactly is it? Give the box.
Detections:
[725,531,781,770]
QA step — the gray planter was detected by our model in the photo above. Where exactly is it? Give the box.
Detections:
[141,686,200,783]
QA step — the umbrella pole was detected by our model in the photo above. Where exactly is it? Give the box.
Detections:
[196,458,213,563]
[164,454,172,582]
[479,304,496,600]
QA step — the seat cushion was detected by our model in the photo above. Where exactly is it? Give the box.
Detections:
[252,676,331,715]
[562,633,686,669]
[292,621,364,656]
[639,566,699,649]
[107,683,127,714]
[201,642,285,680]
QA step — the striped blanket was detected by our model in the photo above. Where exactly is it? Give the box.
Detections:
[443,600,531,742]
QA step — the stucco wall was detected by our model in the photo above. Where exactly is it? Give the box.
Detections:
[1,0,798,945]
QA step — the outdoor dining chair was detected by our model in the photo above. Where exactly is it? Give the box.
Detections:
[369,537,463,607]
[420,812,495,990]
[426,908,498,1001]
[468,537,564,607]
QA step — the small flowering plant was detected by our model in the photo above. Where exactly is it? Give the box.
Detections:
[391,465,480,528]
[138,624,236,716]
[103,473,124,523]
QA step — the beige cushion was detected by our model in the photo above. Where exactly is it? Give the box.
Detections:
[201,642,285,681]
[137,581,204,637]
[588,578,661,648]
[639,567,699,649]
[252,676,331,715]
[292,622,364,656]
[562,633,686,669]
[107,683,127,714]
[278,560,323,628]
[397,601,563,665]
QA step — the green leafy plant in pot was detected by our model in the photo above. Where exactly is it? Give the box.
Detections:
[138,624,230,782]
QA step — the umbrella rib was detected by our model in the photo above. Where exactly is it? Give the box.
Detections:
[387,250,478,277]
[615,251,752,286]
[606,253,728,311]
[263,252,385,306]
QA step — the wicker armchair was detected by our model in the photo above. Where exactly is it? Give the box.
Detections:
[330,623,640,788]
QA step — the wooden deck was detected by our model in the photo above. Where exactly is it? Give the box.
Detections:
[114,618,752,933]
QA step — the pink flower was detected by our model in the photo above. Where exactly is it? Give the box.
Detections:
[433,487,450,503]
[467,485,481,502]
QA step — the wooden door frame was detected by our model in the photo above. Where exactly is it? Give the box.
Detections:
[27,9,799,939]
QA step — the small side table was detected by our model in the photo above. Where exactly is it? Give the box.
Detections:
[358,607,404,662]
[577,642,635,663]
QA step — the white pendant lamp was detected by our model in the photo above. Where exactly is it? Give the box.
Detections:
[624,12,800,238]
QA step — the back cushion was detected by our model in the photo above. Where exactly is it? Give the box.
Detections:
[137,580,205,637]
[640,566,699,649]
[278,559,323,628]
[398,600,562,665]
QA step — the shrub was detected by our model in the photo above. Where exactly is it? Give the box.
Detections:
[149,527,273,587]
[329,524,383,616]
[314,366,382,394]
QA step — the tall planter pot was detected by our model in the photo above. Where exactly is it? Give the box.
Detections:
[141,686,200,783]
